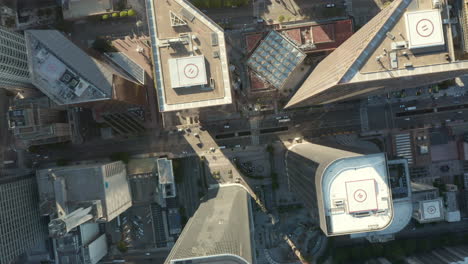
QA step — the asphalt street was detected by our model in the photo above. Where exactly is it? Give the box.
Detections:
[368,95,468,131]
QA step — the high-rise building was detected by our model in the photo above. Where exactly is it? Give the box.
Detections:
[285,142,394,236]
[36,161,132,238]
[0,173,46,264]
[7,96,71,147]
[286,0,468,108]
[24,30,146,106]
[146,0,232,111]
[164,184,255,264]
[0,26,32,90]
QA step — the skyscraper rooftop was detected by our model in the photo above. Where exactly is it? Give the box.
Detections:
[286,0,468,108]
[146,0,232,111]
[164,184,253,264]
[24,30,145,106]
[321,152,393,235]
[286,143,394,236]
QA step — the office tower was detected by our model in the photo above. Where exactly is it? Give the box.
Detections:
[7,96,71,147]
[286,142,394,236]
[164,185,255,264]
[36,161,132,238]
[146,0,232,111]
[286,0,468,108]
[24,30,146,106]
[0,26,32,89]
[0,174,46,264]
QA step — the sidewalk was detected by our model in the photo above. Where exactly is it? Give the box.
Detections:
[367,80,468,106]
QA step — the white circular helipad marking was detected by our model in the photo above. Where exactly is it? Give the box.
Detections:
[184,63,199,79]
[353,189,367,203]
[427,205,437,214]
[416,19,434,37]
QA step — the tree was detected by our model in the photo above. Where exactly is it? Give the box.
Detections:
[109,152,130,164]
[120,11,128,17]
[45,8,53,17]
[112,12,119,18]
[128,9,136,16]
[117,240,128,253]
[266,144,274,153]
[56,159,70,166]
[102,14,109,20]
[92,38,116,53]
[278,15,285,23]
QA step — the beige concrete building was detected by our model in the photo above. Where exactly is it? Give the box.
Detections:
[287,0,468,108]
[8,96,71,147]
[146,0,232,111]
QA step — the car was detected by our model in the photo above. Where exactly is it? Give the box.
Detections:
[326,3,335,7]
[219,146,226,149]
[194,133,199,137]
[404,118,410,121]
[223,124,230,129]
[235,178,241,183]
[210,147,215,152]
[145,253,151,256]
[275,116,282,120]
[235,144,241,148]
[134,215,142,221]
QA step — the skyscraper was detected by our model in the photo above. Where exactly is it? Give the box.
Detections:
[0,26,32,90]
[164,184,255,264]
[286,142,394,236]
[286,0,468,108]
[0,173,46,264]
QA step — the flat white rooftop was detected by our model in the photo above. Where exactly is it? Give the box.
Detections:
[422,199,442,220]
[169,55,208,88]
[405,10,444,50]
[323,153,393,235]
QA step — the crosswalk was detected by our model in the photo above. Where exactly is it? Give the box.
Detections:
[394,133,413,164]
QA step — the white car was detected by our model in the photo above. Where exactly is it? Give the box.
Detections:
[326,3,335,7]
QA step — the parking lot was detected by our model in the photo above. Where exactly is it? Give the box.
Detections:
[108,205,155,249]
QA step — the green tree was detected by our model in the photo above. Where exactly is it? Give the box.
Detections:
[102,14,109,20]
[120,10,128,17]
[109,152,130,163]
[92,38,116,53]
[112,12,119,18]
[45,8,53,17]
[117,240,128,253]
[278,15,285,23]
[128,9,136,16]
[56,159,70,166]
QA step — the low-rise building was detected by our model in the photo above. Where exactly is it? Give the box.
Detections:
[7,96,71,147]
[61,0,113,20]
[36,161,132,238]
[413,198,445,223]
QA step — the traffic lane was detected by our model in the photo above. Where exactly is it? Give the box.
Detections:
[394,110,468,129]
